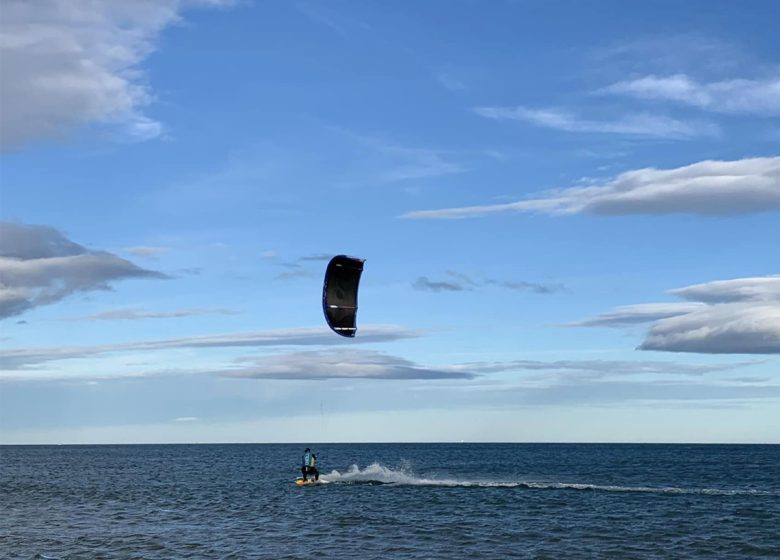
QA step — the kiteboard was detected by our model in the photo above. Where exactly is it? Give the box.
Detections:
[295,478,320,486]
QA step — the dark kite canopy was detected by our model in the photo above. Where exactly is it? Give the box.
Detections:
[322,255,365,337]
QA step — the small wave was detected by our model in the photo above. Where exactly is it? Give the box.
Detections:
[320,463,777,496]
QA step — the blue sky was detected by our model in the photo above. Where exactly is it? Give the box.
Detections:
[1,0,779,444]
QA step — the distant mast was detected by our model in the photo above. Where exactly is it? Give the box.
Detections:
[322,255,365,337]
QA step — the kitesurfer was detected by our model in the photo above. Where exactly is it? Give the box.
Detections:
[301,447,319,481]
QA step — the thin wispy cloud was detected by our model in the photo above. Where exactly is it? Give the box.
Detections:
[275,268,315,281]
[297,254,333,262]
[0,222,167,319]
[295,1,371,37]
[447,358,757,377]
[436,70,466,91]
[273,253,332,281]
[0,0,231,150]
[413,276,468,292]
[473,106,718,139]
[600,74,780,115]
[375,145,466,182]
[72,307,238,321]
[401,156,780,219]
[580,275,780,354]
[413,272,563,294]
[483,279,565,295]
[125,246,168,258]
[590,34,753,78]
[569,303,708,327]
[498,379,780,408]
[327,128,467,184]
[217,349,475,380]
[0,325,420,371]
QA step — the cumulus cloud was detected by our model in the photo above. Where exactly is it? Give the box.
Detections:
[600,74,780,115]
[401,156,780,219]
[0,0,227,149]
[473,106,717,139]
[580,275,780,354]
[0,222,167,319]
[217,349,475,380]
[0,324,420,370]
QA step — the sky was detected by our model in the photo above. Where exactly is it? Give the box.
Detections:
[0,0,779,444]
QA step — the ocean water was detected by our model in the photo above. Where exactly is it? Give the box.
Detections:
[1,443,778,559]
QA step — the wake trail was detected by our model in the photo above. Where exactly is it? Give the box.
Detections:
[319,463,778,496]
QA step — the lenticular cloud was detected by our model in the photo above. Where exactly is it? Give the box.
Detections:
[575,275,780,354]
[581,275,780,354]
[640,302,780,354]
[402,156,780,219]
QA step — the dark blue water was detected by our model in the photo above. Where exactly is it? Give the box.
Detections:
[1,444,778,559]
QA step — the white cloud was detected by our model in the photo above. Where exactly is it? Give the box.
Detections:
[0,324,421,370]
[640,303,780,354]
[601,74,780,115]
[0,222,167,318]
[217,349,476,380]
[0,0,227,150]
[447,358,756,377]
[401,156,780,219]
[580,275,780,355]
[74,307,237,321]
[473,106,718,139]
[641,276,780,354]
[671,275,780,304]
[569,303,708,327]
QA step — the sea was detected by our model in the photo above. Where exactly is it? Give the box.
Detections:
[1,443,778,559]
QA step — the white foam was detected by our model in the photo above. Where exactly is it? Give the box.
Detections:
[321,462,449,485]
[318,463,777,496]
